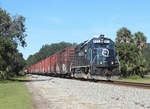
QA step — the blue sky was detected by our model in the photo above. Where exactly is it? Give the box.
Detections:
[0,0,150,59]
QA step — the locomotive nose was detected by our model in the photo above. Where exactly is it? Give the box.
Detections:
[96,48,103,64]
[96,48,111,66]
[102,48,109,57]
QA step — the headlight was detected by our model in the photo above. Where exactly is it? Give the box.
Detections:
[100,61,103,64]
[111,61,114,64]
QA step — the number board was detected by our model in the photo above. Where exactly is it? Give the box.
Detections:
[93,39,110,43]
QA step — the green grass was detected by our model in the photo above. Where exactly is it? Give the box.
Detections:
[118,75,150,83]
[0,76,33,109]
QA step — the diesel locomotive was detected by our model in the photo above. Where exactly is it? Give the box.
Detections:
[27,34,120,80]
[71,34,120,80]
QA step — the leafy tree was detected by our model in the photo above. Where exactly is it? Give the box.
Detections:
[116,27,133,43]
[0,8,27,47]
[0,35,15,79]
[0,8,26,79]
[115,27,148,77]
[116,42,138,77]
[142,43,150,73]
[133,32,147,76]
[134,32,147,50]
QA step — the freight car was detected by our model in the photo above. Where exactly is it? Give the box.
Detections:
[27,47,75,76]
[27,34,120,80]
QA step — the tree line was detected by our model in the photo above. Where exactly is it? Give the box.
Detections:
[115,27,149,77]
[26,42,74,68]
[0,8,26,79]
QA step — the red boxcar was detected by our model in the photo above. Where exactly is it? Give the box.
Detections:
[42,59,45,73]
[44,57,48,73]
[27,66,31,73]
[37,62,40,73]
[35,62,38,73]
[27,46,75,76]
[47,57,51,73]
[50,54,56,73]
[39,61,42,73]
[31,65,35,73]
[44,57,51,73]
[56,46,75,75]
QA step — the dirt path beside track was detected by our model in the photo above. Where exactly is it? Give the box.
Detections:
[26,74,150,109]
[26,75,50,109]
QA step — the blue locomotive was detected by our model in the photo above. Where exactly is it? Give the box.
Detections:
[71,34,120,80]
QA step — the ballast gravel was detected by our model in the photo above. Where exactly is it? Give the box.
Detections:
[26,74,150,109]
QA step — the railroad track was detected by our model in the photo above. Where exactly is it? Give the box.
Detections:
[96,80,150,89]
[67,77,150,89]
[27,74,150,89]
[66,77,150,89]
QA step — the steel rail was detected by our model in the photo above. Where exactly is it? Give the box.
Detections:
[96,80,150,89]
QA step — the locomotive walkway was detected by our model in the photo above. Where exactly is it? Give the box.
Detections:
[26,74,150,109]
